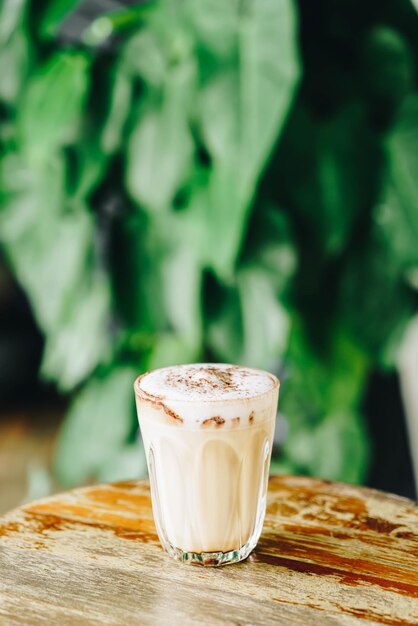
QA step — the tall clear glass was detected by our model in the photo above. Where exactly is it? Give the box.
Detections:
[134,364,279,566]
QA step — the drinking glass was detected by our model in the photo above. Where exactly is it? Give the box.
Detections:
[134,364,279,566]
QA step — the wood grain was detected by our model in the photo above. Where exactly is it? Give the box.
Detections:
[0,475,417,626]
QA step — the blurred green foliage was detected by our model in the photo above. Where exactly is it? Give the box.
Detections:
[0,0,417,487]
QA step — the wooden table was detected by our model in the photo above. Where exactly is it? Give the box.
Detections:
[0,476,417,625]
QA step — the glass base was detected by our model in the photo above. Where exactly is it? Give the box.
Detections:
[163,538,256,567]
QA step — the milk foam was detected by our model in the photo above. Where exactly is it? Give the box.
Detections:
[137,363,276,402]
[135,364,279,427]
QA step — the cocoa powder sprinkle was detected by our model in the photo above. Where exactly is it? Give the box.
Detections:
[140,394,183,423]
[165,365,240,395]
[202,416,226,427]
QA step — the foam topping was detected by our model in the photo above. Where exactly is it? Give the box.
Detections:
[137,363,277,403]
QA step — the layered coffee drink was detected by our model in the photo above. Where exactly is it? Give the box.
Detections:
[134,363,279,566]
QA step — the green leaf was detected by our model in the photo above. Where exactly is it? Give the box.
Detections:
[122,29,167,87]
[315,108,380,255]
[126,65,194,211]
[96,442,147,483]
[124,3,196,211]
[18,51,90,158]
[279,320,327,426]
[377,94,418,282]
[112,215,167,333]
[387,95,418,210]
[198,0,300,278]
[55,367,136,486]
[117,212,204,367]
[269,458,294,475]
[244,204,298,292]
[0,155,67,331]
[273,103,381,256]
[0,0,30,104]
[0,28,29,104]
[188,0,238,59]
[362,27,414,115]
[121,0,193,83]
[161,244,202,348]
[1,156,77,326]
[312,411,369,483]
[39,0,81,40]
[207,285,243,364]
[71,139,109,201]
[207,267,290,368]
[148,333,200,370]
[340,95,418,367]
[200,72,240,162]
[101,66,132,154]
[41,272,112,390]
[207,205,296,366]
[375,184,418,284]
[285,412,369,484]
[281,325,370,483]
[0,0,27,42]
[284,427,315,468]
[7,208,94,331]
[0,153,112,389]
[204,165,242,282]
[238,267,290,369]
[282,322,369,417]
[326,332,370,411]
[238,0,300,195]
[340,241,414,367]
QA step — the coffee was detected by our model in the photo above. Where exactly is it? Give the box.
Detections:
[134,363,279,566]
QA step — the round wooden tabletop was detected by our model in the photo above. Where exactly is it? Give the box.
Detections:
[0,475,417,626]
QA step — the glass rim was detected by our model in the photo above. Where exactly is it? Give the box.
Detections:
[133,363,280,404]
